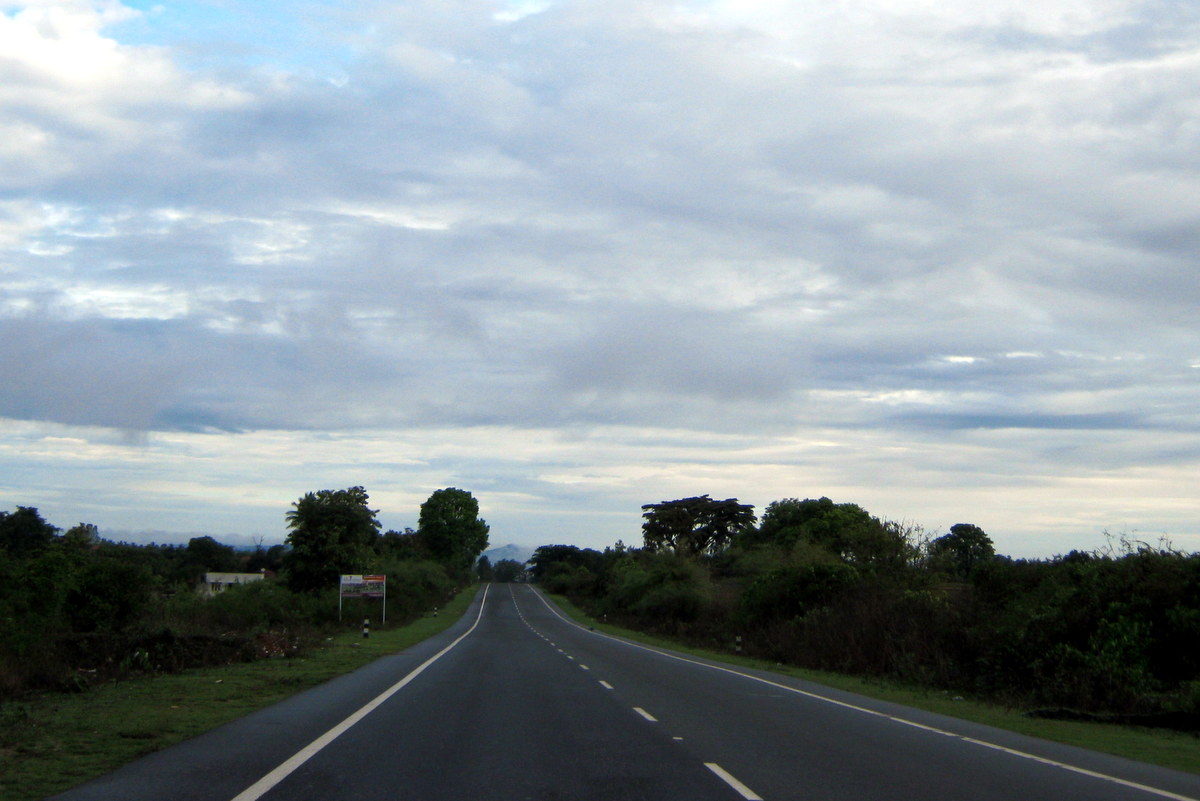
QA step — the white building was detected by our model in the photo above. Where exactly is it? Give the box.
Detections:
[201,571,266,596]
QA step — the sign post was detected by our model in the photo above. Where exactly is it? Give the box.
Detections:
[339,574,387,623]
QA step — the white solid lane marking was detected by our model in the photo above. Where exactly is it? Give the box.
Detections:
[524,585,1200,801]
[229,585,491,801]
[599,680,614,689]
[705,763,763,801]
[633,707,657,722]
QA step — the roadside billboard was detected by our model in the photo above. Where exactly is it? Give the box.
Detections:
[339,574,386,597]
[339,574,387,621]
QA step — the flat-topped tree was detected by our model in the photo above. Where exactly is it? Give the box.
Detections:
[641,495,756,557]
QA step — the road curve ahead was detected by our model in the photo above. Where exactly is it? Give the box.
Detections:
[50,583,1200,801]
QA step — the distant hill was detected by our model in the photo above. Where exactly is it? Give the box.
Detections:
[481,543,536,566]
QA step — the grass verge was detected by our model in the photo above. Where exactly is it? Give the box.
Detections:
[0,586,478,801]
[545,593,1200,775]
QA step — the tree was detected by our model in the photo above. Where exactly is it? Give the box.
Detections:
[418,488,489,573]
[185,535,242,574]
[284,486,382,593]
[246,543,287,573]
[476,555,495,582]
[65,557,154,634]
[930,523,995,578]
[493,559,524,583]
[380,527,429,561]
[745,497,908,568]
[62,522,101,550]
[641,496,755,557]
[0,506,59,555]
[749,497,867,549]
[528,544,606,581]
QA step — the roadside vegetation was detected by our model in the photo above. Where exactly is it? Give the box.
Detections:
[531,495,1200,740]
[0,486,489,698]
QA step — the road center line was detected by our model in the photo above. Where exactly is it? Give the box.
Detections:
[705,763,763,800]
[599,680,614,689]
[228,585,491,801]
[525,585,1199,801]
[633,707,657,722]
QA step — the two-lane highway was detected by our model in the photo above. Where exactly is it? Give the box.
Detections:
[50,584,1200,801]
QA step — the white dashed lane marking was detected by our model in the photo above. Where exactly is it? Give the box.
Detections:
[511,585,766,801]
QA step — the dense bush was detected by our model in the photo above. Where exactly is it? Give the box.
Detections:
[0,504,462,699]
[739,561,858,625]
[610,553,711,627]
[157,580,335,634]
[372,558,457,620]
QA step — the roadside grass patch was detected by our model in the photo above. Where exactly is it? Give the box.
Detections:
[546,593,1200,775]
[0,586,477,801]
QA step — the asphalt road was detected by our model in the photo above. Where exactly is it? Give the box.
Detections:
[50,583,1200,801]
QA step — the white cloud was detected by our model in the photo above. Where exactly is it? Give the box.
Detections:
[0,0,250,193]
[0,0,1197,555]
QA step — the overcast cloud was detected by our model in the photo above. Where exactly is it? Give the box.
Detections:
[1,0,1197,555]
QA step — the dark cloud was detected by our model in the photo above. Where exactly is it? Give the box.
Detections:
[893,411,1144,432]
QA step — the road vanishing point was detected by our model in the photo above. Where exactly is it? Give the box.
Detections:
[49,584,1200,801]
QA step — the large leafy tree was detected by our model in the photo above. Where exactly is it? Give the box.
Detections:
[284,486,381,592]
[930,523,995,578]
[492,559,524,583]
[743,497,911,569]
[185,535,242,575]
[379,527,430,561]
[641,495,755,557]
[418,488,489,573]
[528,544,606,581]
[0,506,59,555]
[750,497,867,548]
[62,522,101,550]
[476,555,495,582]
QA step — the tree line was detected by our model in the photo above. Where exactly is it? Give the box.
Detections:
[0,486,489,698]
[531,495,1200,728]
[475,556,525,583]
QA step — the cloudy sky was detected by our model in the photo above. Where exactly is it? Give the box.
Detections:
[1,0,1197,556]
